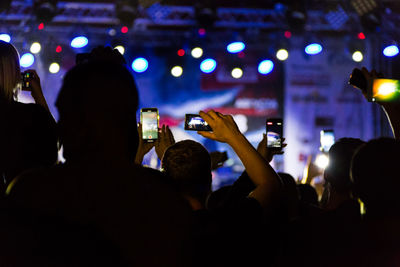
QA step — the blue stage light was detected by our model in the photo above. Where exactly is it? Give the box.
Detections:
[305,43,323,55]
[70,36,89,48]
[383,45,399,57]
[200,58,217,73]
[0,34,11,43]
[258,60,274,75]
[20,53,35,68]
[131,57,149,73]
[227,42,245,54]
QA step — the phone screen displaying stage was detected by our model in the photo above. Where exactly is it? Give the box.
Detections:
[267,119,283,149]
[141,109,158,142]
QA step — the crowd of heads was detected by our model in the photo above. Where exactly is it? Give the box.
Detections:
[0,39,400,266]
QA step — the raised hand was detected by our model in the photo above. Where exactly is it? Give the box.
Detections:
[197,110,241,144]
[155,125,175,160]
[135,123,154,164]
[210,151,228,170]
[257,133,287,163]
[24,69,50,112]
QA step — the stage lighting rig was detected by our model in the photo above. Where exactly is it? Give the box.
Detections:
[33,0,58,23]
[324,4,349,30]
[0,0,11,12]
[285,1,308,32]
[351,0,381,32]
[194,0,217,29]
[116,0,139,27]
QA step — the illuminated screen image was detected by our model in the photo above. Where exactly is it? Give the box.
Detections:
[185,115,212,131]
[267,121,282,148]
[372,79,400,102]
[320,130,335,152]
[141,110,158,140]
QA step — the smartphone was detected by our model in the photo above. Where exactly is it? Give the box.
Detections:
[320,129,335,153]
[370,79,400,102]
[140,108,159,142]
[349,68,367,93]
[266,118,283,149]
[184,114,212,131]
[21,71,35,91]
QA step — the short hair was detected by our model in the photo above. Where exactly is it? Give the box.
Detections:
[56,61,138,123]
[56,60,139,161]
[0,41,21,101]
[351,138,400,211]
[324,138,365,193]
[162,140,212,203]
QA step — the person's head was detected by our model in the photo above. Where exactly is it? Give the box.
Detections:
[162,140,212,206]
[0,41,21,101]
[351,138,400,217]
[324,138,365,194]
[278,172,300,221]
[297,184,319,206]
[56,60,139,162]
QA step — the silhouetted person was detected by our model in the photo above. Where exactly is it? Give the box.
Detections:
[297,184,318,206]
[7,48,193,267]
[322,138,365,220]
[0,41,57,188]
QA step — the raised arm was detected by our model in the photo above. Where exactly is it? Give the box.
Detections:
[27,69,51,113]
[198,110,281,209]
[134,123,154,165]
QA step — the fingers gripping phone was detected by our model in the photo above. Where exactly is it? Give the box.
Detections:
[184,114,212,131]
[266,118,283,149]
[320,129,335,153]
[140,108,159,142]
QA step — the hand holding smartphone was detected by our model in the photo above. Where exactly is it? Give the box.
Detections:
[140,108,159,142]
[184,114,212,131]
[266,118,283,150]
[320,129,335,152]
[21,71,35,91]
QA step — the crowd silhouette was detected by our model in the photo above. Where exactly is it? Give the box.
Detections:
[1,40,400,267]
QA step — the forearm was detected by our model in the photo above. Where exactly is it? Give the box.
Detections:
[382,104,400,139]
[33,93,50,113]
[134,151,145,165]
[228,133,281,207]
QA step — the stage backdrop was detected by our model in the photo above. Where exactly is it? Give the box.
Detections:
[283,37,374,180]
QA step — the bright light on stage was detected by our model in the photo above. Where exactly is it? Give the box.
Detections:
[0,34,11,43]
[227,42,245,54]
[171,66,183,77]
[30,42,41,54]
[276,49,289,61]
[131,57,148,73]
[352,51,363,62]
[114,45,125,55]
[258,60,274,75]
[383,45,399,57]
[200,58,217,74]
[191,47,203,58]
[315,154,329,169]
[231,68,243,79]
[305,43,323,55]
[70,36,89,49]
[49,62,60,74]
[20,53,35,68]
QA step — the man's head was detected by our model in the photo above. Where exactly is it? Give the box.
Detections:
[56,60,139,162]
[324,138,365,194]
[351,138,400,216]
[162,140,212,205]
